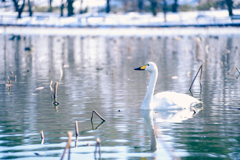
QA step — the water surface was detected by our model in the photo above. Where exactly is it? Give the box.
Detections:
[0,32,240,159]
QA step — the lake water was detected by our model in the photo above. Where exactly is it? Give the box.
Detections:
[0,30,240,160]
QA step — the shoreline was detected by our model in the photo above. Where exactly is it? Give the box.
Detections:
[1,26,240,36]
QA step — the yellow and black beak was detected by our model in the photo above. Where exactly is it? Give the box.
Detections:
[134,64,148,71]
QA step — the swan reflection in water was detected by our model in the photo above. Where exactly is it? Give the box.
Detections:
[141,106,202,160]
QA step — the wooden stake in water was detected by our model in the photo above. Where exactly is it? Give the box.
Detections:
[61,131,73,160]
[40,130,44,139]
[75,121,79,137]
[53,82,60,106]
[189,65,203,92]
[91,110,106,122]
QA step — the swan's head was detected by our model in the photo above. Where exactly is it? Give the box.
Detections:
[134,62,157,73]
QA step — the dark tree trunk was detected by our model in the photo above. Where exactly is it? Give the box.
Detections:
[49,0,53,12]
[60,0,64,17]
[106,0,110,13]
[163,0,167,22]
[138,0,143,13]
[28,0,33,17]
[172,0,178,12]
[67,0,74,17]
[17,0,25,19]
[12,0,18,12]
[79,0,83,13]
[225,0,233,16]
[150,0,157,16]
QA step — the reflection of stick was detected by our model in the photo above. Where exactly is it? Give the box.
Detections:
[50,81,53,98]
[189,65,203,91]
[61,131,73,160]
[59,67,63,82]
[226,68,236,75]
[54,82,58,101]
[91,120,105,130]
[15,75,17,82]
[94,138,101,159]
[8,76,11,84]
[91,110,106,122]
[236,68,240,74]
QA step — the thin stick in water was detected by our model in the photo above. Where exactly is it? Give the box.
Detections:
[60,131,73,160]
[75,121,79,137]
[189,65,203,91]
[40,130,44,139]
[91,110,106,122]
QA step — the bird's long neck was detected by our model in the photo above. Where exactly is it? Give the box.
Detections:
[141,69,158,110]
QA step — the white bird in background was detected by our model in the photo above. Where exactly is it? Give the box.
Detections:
[134,62,202,110]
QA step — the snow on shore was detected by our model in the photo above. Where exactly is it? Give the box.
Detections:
[0,9,240,36]
[1,26,240,36]
[0,9,240,27]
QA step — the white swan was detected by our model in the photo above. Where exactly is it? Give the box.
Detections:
[134,62,202,110]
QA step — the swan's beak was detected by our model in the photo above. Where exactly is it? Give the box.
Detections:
[134,64,147,70]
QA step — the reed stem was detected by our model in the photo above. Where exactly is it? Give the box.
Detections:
[189,65,203,91]
[91,110,106,122]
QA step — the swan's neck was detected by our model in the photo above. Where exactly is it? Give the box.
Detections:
[141,70,158,110]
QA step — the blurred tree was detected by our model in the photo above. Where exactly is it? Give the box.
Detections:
[12,0,18,11]
[123,0,127,12]
[12,0,26,18]
[163,0,167,21]
[106,0,110,13]
[225,0,233,16]
[28,0,33,16]
[138,0,143,12]
[79,0,83,13]
[67,0,74,16]
[48,0,53,12]
[149,0,158,16]
[172,0,178,12]
[17,0,25,18]
[60,0,64,17]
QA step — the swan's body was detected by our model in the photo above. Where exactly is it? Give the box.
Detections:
[134,62,202,110]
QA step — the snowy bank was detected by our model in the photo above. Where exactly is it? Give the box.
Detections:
[1,26,240,36]
[0,9,240,28]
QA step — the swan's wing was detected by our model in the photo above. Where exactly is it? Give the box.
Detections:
[153,91,201,110]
